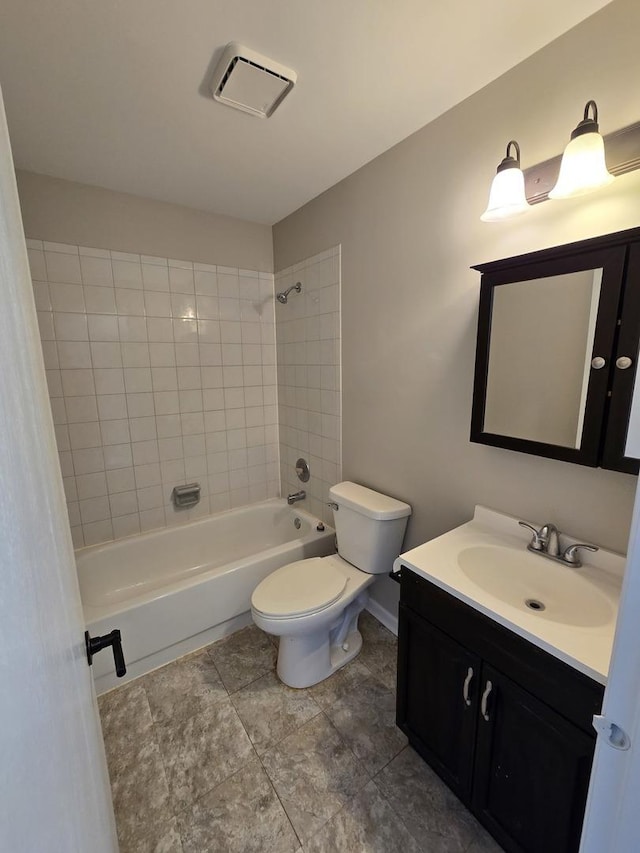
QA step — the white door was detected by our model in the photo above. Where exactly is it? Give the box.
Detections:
[580,368,640,849]
[0,87,118,852]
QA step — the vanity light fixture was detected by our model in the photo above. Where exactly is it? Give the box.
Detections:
[549,100,614,199]
[480,100,640,220]
[480,140,531,222]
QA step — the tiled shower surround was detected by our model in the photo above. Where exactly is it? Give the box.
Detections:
[276,246,341,524]
[28,239,279,547]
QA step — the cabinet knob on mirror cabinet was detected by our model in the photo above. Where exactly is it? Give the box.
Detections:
[591,356,606,369]
[616,356,633,370]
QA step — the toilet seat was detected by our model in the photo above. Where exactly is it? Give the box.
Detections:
[251,557,348,618]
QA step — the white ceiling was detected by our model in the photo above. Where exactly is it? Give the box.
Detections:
[0,1,612,225]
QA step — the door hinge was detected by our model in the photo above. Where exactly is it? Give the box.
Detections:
[593,714,631,750]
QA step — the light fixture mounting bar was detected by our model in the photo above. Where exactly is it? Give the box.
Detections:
[524,121,640,205]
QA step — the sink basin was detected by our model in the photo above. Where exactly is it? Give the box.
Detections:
[457,545,614,628]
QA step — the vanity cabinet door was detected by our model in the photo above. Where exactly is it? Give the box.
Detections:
[472,664,594,853]
[397,604,480,800]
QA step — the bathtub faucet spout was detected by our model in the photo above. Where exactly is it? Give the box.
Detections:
[287,490,306,505]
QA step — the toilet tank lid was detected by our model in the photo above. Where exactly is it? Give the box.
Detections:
[329,482,412,521]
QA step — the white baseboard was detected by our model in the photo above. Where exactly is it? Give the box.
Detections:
[366,598,398,636]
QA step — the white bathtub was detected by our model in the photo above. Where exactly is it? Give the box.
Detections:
[77,499,335,693]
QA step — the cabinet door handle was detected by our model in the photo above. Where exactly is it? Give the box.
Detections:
[462,666,474,707]
[481,680,493,721]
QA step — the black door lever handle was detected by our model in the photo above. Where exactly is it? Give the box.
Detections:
[85,629,127,677]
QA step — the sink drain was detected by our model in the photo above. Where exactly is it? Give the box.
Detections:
[525,598,546,612]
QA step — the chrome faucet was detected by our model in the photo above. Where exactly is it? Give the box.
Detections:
[518,520,598,568]
[539,523,560,557]
[287,490,306,505]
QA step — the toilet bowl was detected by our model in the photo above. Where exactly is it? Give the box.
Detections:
[251,482,411,688]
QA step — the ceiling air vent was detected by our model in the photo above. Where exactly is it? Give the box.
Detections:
[210,43,297,118]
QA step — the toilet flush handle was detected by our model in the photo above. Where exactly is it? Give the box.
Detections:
[327,501,339,512]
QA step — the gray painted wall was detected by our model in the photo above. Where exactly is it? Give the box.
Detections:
[273,0,640,615]
[16,170,273,271]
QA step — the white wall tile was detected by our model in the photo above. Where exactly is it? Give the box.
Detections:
[50,282,85,313]
[97,394,128,421]
[112,514,141,538]
[169,266,195,294]
[72,448,105,475]
[79,246,110,259]
[276,246,341,523]
[80,255,113,287]
[107,467,136,494]
[157,414,182,438]
[76,472,108,500]
[145,317,172,342]
[94,368,126,395]
[101,419,131,446]
[32,281,51,310]
[104,443,133,470]
[32,236,278,544]
[124,367,153,393]
[140,507,166,532]
[171,293,197,319]
[175,343,200,366]
[109,490,139,518]
[45,251,82,284]
[90,341,122,368]
[66,395,98,423]
[112,259,143,289]
[144,291,171,317]
[84,285,117,314]
[130,416,157,442]
[118,316,147,341]
[87,314,119,341]
[134,462,162,488]
[195,270,217,296]
[142,263,170,291]
[43,242,77,255]
[83,519,114,546]
[28,249,47,279]
[116,288,146,315]
[126,392,154,418]
[61,369,95,397]
[121,342,151,367]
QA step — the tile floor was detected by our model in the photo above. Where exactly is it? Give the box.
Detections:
[99,612,503,853]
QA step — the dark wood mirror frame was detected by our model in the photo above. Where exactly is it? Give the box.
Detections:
[471,226,640,474]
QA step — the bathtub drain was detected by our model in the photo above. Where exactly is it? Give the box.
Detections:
[525,598,546,612]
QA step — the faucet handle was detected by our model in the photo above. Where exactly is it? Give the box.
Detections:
[562,543,599,567]
[518,521,546,551]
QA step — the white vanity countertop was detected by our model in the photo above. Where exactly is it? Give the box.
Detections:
[394,505,625,685]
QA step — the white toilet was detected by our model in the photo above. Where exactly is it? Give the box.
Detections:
[251,481,411,688]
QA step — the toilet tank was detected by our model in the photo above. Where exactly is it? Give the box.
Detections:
[329,482,411,575]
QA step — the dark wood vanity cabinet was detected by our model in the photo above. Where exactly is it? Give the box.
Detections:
[399,606,480,799]
[471,226,640,474]
[396,569,604,853]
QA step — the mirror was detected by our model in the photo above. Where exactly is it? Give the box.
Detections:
[483,269,602,448]
[471,232,639,473]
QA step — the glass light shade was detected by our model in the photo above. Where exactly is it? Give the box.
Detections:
[481,166,530,222]
[549,131,614,199]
